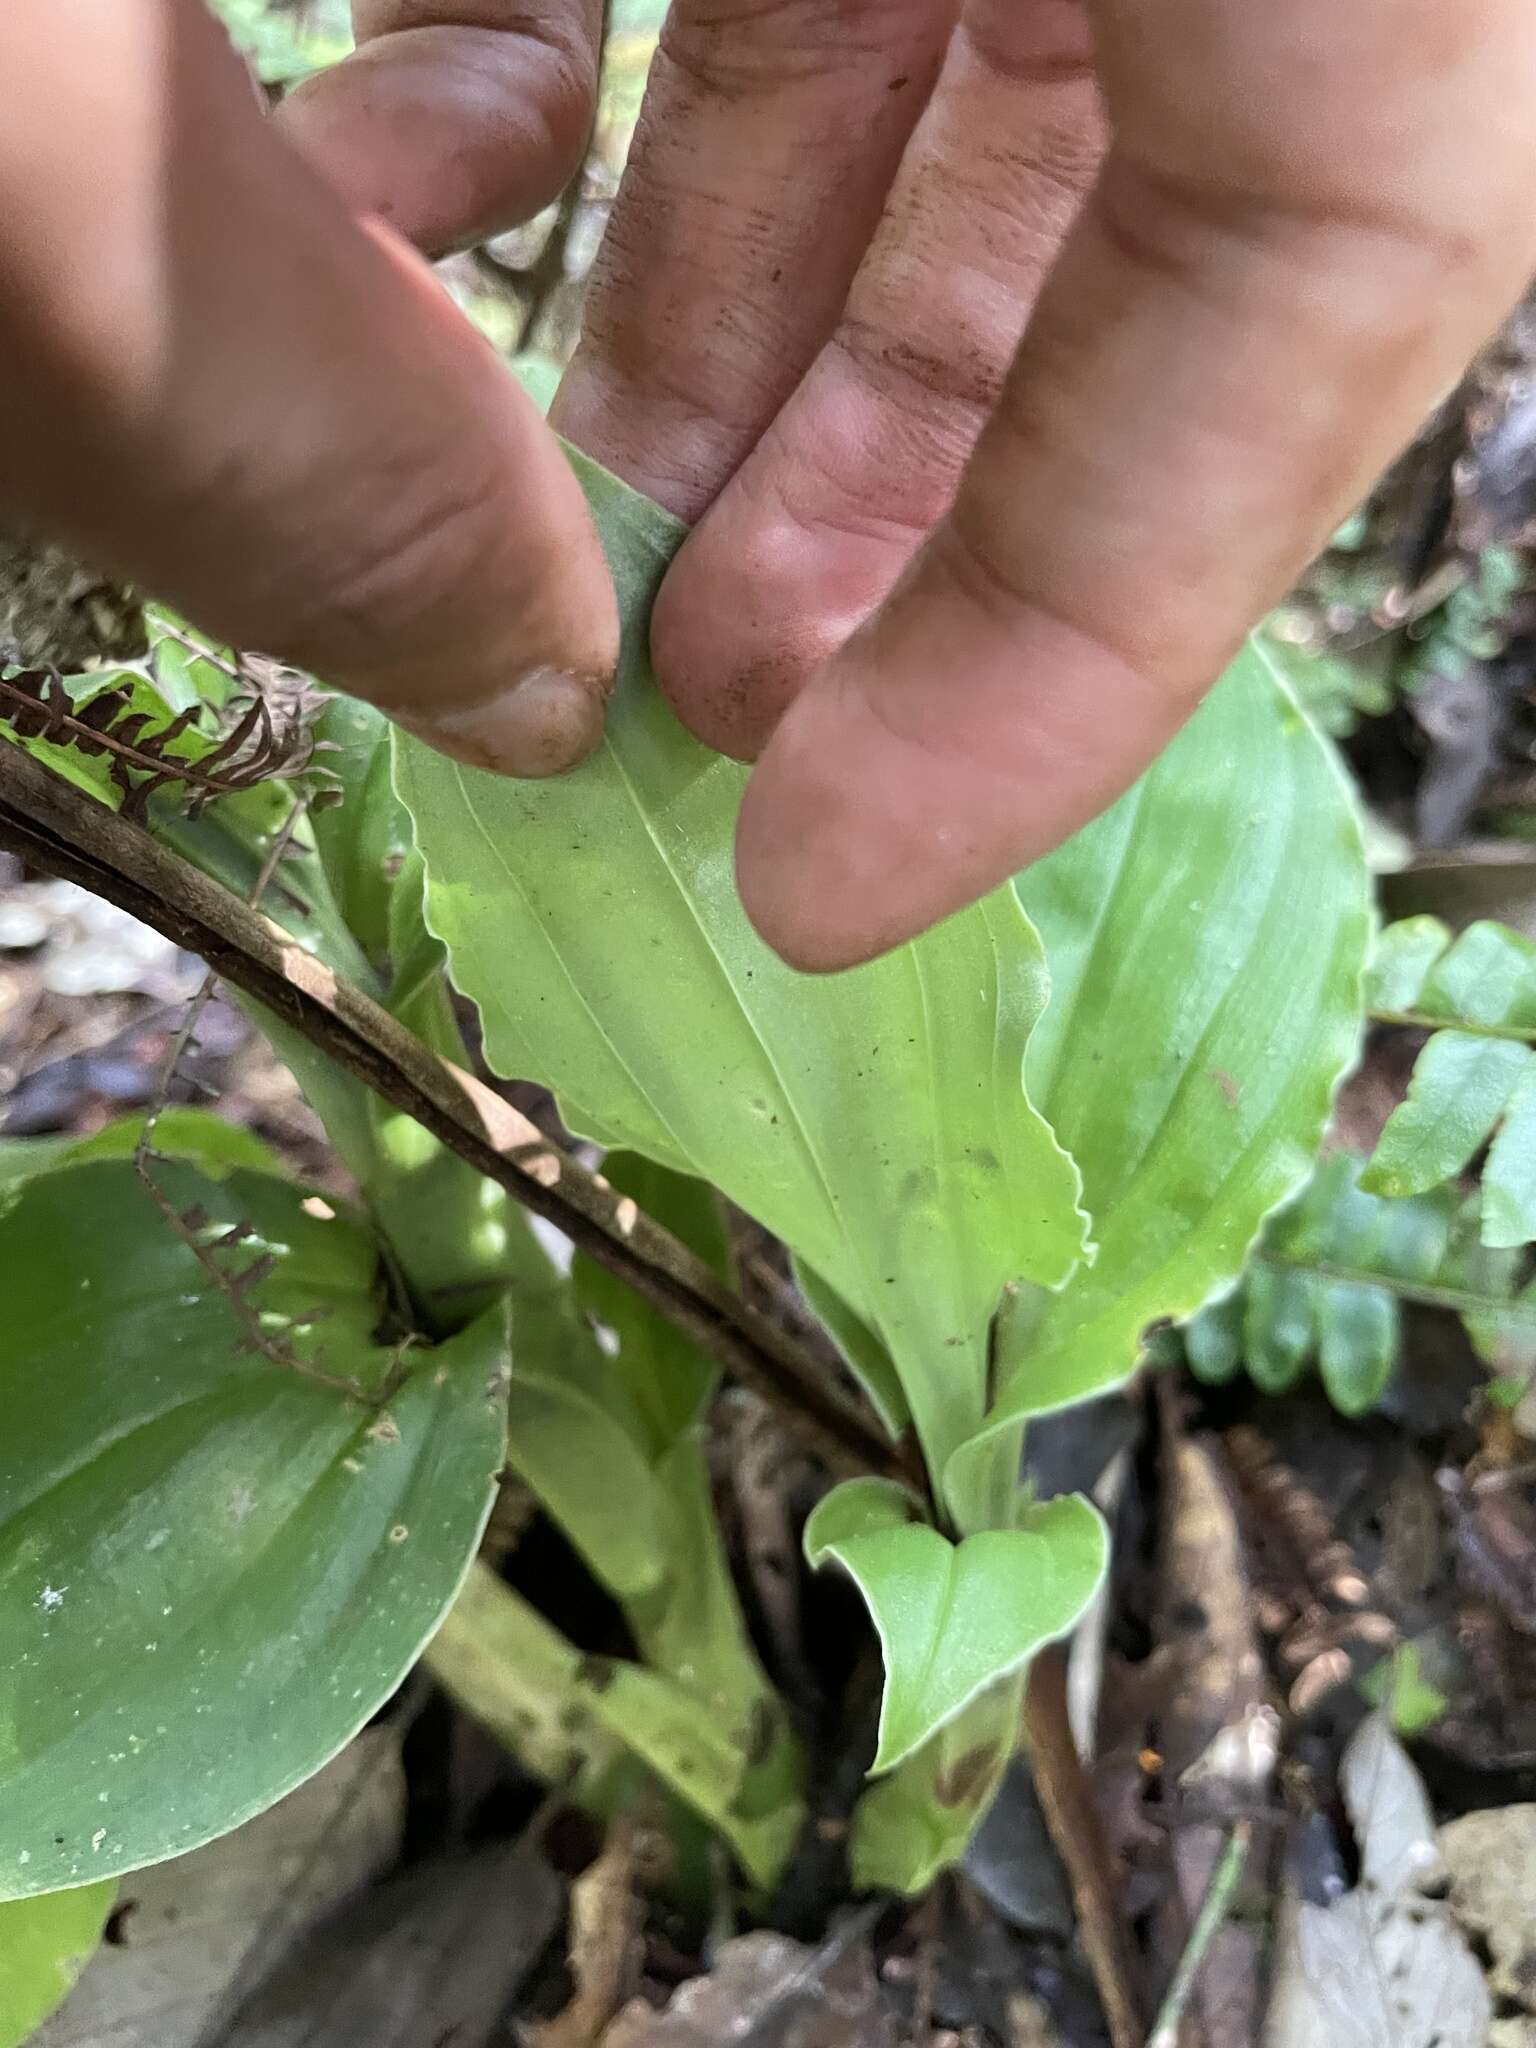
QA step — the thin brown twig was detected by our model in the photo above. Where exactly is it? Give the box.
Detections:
[0,739,907,1484]
[1024,1646,1146,2048]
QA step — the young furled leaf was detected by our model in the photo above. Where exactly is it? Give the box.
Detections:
[804,1481,1107,1775]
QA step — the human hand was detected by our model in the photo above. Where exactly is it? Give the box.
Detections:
[554,0,1536,966]
[0,0,616,778]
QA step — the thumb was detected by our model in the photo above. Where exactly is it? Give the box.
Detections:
[0,0,616,777]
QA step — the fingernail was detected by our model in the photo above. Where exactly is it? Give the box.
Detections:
[399,666,610,778]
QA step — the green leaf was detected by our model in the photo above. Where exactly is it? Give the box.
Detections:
[432,1564,798,1887]
[503,1269,673,1603]
[984,643,1371,1448]
[308,694,411,964]
[804,1482,1106,1773]
[397,449,1089,1489]
[496,1158,804,1873]
[1181,1289,1244,1385]
[1365,916,1456,1016]
[0,1109,285,1202]
[1483,1065,1536,1250]
[1362,1032,1532,1199]
[848,1687,1021,1895]
[573,1153,731,1454]
[0,1884,115,2047]
[1362,917,1536,1245]
[1368,917,1536,1035]
[1315,1280,1398,1417]
[0,1161,504,1899]
[1242,1263,1316,1396]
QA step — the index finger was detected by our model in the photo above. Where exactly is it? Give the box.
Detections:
[736,0,1536,970]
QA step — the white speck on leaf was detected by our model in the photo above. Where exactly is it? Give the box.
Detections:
[37,1584,66,1612]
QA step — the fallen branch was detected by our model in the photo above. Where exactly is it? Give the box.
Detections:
[0,739,905,1485]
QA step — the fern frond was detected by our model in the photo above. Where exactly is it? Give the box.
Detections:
[0,665,323,821]
[1363,917,1536,1248]
[1185,1153,1536,1416]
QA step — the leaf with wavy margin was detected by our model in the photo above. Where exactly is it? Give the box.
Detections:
[396,452,1089,1491]
[969,645,1371,1487]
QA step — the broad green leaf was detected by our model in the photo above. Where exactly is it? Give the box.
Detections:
[801,1479,1024,1890]
[1484,1066,1536,1249]
[985,643,1371,1454]
[804,1482,1106,1772]
[0,1884,114,2048]
[0,1161,504,1900]
[1362,1033,1531,1200]
[0,1109,284,1202]
[397,450,1089,1485]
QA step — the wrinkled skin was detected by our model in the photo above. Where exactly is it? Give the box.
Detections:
[2,0,1534,965]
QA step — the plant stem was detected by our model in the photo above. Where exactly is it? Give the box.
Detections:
[0,740,907,1484]
[1146,1823,1251,2048]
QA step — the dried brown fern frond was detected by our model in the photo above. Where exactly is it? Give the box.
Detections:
[0,666,322,821]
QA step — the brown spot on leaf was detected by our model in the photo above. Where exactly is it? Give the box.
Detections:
[935,1742,1000,1807]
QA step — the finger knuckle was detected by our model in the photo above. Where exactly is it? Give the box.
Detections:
[659,0,932,94]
